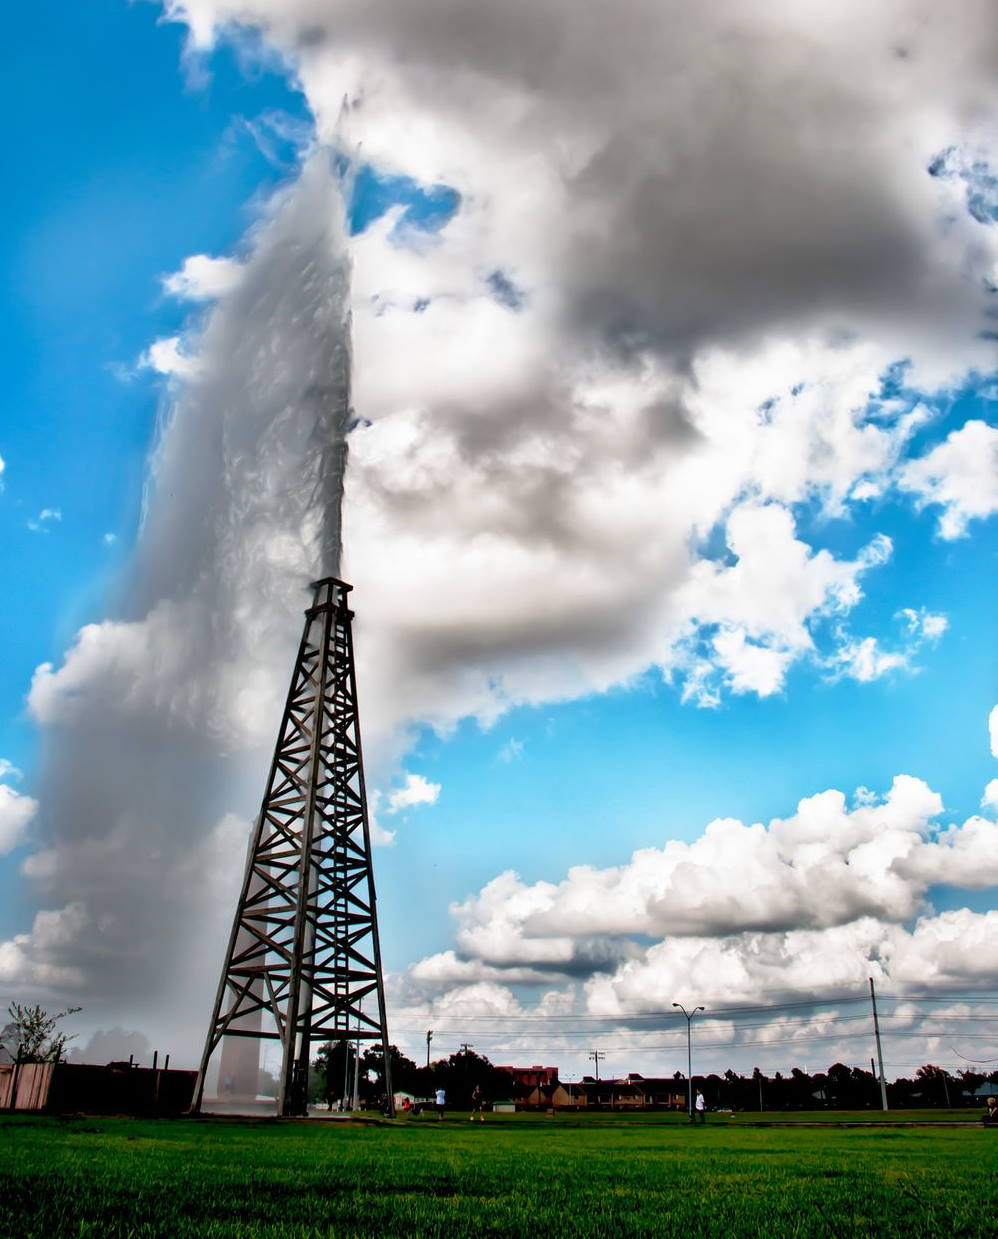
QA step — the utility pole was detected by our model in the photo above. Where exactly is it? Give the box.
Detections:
[869,977,889,1111]
[460,1043,474,1104]
[673,1003,705,1121]
[426,1029,433,1069]
[341,1040,351,1111]
[588,1050,605,1081]
[351,1007,365,1111]
[351,1030,361,1111]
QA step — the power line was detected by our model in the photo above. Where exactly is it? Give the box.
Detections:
[385,991,998,1029]
[389,1024,998,1055]
[388,1011,996,1040]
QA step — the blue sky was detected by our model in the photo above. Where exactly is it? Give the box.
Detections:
[2,1,997,1076]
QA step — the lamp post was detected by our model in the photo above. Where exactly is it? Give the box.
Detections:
[673,1003,704,1121]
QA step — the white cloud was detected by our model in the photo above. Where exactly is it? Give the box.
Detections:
[668,505,892,703]
[0,903,88,991]
[583,909,998,1017]
[829,636,909,683]
[898,608,949,641]
[898,419,998,538]
[26,508,62,533]
[154,0,996,744]
[409,950,561,990]
[141,336,200,378]
[366,790,396,847]
[0,783,37,856]
[424,776,998,986]
[983,780,998,809]
[827,606,948,684]
[0,759,21,781]
[499,737,525,763]
[162,253,244,301]
[990,705,998,758]
[388,768,998,1074]
[386,772,441,814]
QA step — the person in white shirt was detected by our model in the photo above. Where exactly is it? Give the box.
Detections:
[693,1090,706,1124]
[435,1087,446,1121]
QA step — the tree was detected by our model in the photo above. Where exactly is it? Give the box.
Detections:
[311,1041,418,1108]
[916,1063,953,1107]
[958,1068,985,1100]
[313,1040,357,1106]
[430,1049,514,1107]
[361,1044,420,1096]
[1,1003,82,1064]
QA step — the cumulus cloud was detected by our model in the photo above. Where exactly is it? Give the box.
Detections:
[141,335,200,378]
[386,773,441,814]
[0,782,37,856]
[159,1,996,730]
[389,772,998,1074]
[442,777,998,963]
[170,2,998,352]
[668,504,892,703]
[898,419,998,538]
[162,253,244,301]
[156,3,998,742]
[365,790,395,847]
[0,903,88,992]
[584,908,998,1017]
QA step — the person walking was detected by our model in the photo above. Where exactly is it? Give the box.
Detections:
[693,1090,707,1124]
[435,1086,446,1121]
[470,1083,486,1122]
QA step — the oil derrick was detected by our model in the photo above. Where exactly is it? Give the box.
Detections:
[194,578,393,1116]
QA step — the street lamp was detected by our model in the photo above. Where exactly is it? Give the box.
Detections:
[673,1003,705,1121]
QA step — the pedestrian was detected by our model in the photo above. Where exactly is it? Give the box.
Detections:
[435,1086,446,1120]
[470,1083,485,1122]
[982,1096,998,1126]
[693,1090,706,1124]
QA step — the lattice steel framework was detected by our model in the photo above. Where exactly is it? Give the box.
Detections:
[194,578,393,1116]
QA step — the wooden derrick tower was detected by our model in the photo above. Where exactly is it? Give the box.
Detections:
[194,578,393,1116]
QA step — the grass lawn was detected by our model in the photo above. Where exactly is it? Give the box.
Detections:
[2,1112,996,1238]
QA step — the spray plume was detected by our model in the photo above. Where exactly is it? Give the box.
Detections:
[16,155,353,1043]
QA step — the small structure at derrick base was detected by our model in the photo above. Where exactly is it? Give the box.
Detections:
[194,578,394,1117]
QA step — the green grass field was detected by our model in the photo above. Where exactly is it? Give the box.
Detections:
[3,1112,996,1238]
